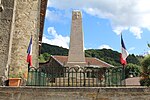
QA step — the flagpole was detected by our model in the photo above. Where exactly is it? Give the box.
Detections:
[27,35,32,72]
[122,64,126,86]
[120,33,128,86]
[28,63,30,72]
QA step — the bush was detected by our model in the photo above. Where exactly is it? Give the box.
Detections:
[140,55,150,86]
[125,63,141,78]
[39,53,51,63]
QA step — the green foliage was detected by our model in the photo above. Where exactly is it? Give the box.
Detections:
[42,53,51,61]
[141,55,150,73]
[39,53,51,63]
[125,63,141,78]
[127,54,141,65]
[136,55,144,63]
[85,49,141,66]
[39,54,45,62]
[140,55,150,86]
[85,49,121,66]
[9,72,22,78]
[148,43,150,48]
[40,43,142,66]
[41,43,68,56]
[9,67,25,78]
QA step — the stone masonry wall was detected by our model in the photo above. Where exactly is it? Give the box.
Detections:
[0,87,149,100]
[10,0,40,76]
[0,0,15,78]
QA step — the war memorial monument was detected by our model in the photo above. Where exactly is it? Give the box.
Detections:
[0,0,149,100]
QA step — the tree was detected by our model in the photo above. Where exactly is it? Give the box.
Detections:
[39,54,45,62]
[42,53,51,61]
[39,53,51,63]
[141,55,150,75]
[127,54,140,65]
[125,63,141,78]
[148,43,150,48]
[40,43,142,66]
[140,55,150,86]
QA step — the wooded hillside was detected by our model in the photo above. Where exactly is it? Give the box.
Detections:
[40,43,143,66]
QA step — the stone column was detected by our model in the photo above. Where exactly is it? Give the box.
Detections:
[0,0,41,85]
[0,0,15,81]
[9,0,41,77]
[67,11,86,67]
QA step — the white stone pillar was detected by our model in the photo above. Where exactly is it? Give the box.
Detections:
[67,10,86,67]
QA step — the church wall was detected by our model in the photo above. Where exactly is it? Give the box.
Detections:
[9,0,40,76]
[0,0,15,78]
[0,0,41,80]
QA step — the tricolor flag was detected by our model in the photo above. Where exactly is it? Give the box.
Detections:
[27,36,32,66]
[120,34,129,65]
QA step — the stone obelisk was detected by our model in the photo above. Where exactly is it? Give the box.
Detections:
[67,10,86,67]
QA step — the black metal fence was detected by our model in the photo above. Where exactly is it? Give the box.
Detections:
[27,66,125,87]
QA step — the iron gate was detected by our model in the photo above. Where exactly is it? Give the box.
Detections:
[27,66,125,87]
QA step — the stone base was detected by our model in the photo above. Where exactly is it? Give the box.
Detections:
[0,87,149,100]
[50,77,100,87]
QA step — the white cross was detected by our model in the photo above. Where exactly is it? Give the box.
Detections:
[74,12,80,19]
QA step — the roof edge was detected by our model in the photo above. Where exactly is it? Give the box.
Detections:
[94,57,114,67]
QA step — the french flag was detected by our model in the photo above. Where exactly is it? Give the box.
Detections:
[27,36,32,66]
[120,34,129,65]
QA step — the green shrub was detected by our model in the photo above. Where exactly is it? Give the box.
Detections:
[140,55,150,86]
[125,63,141,78]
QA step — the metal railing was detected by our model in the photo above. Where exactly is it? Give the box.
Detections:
[27,66,125,87]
